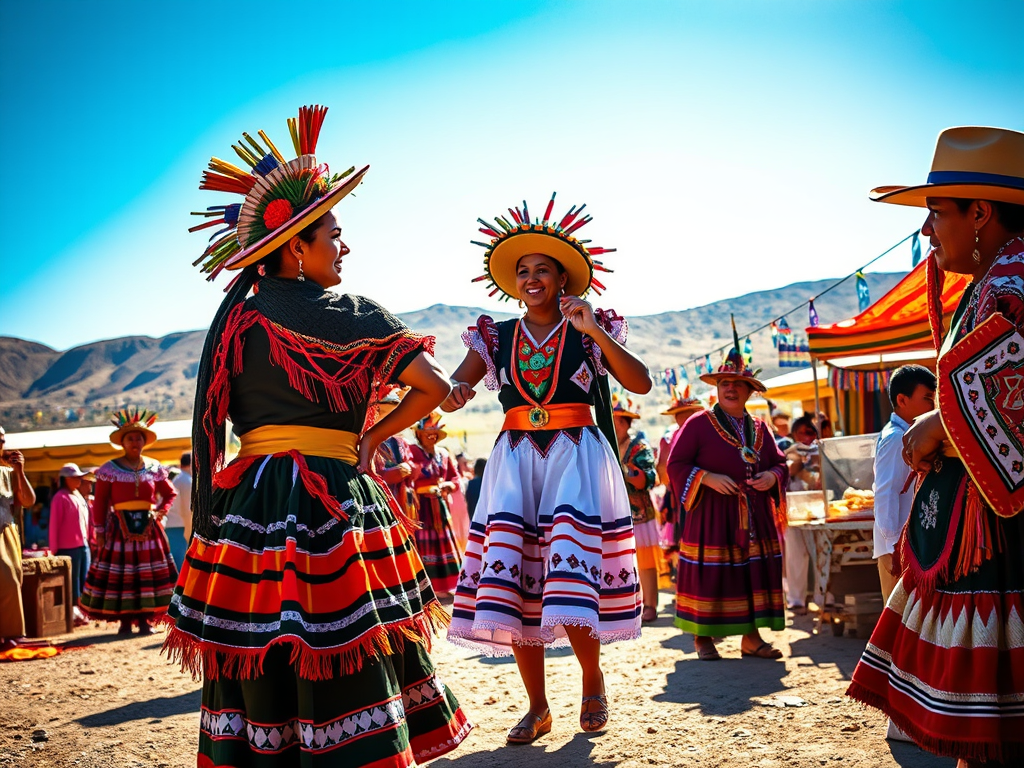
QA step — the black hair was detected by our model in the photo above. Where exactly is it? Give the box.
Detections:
[887,364,936,409]
[473,458,487,477]
[190,263,261,539]
[791,414,818,438]
[180,452,191,468]
[951,199,1024,232]
[259,214,328,276]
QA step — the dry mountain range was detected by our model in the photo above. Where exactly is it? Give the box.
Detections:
[1,272,906,431]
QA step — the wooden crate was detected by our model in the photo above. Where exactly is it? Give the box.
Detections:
[21,556,73,638]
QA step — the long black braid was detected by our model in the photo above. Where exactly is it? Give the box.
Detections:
[190,264,260,540]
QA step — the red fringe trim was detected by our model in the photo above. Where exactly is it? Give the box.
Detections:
[953,481,998,580]
[160,600,450,681]
[213,450,349,521]
[202,304,434,478]
[847,681,1022,763]
[897,474,966,595]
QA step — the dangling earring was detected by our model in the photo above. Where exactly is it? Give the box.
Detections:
[297,260,306,281]
[517,299,524,309]
[972,229,982,264]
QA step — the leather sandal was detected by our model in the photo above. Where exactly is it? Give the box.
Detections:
[741,641,783,659]
[696,643,722,661]
[580,695,609,732]
[507,710,552,744]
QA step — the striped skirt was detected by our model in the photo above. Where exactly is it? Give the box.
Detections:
[447,427,641,656]
[163,453,471,767]
[412,494,462,595]
[81,511,177,620]
[674,493,785,636]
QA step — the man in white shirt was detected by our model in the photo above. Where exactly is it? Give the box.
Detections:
[163,452,192,570]
[873,365,936,602]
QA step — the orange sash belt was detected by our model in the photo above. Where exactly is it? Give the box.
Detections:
[502,403,595,432]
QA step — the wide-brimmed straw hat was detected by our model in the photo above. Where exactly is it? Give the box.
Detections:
[612,393,641,421]
[190,105,368,280]
[700,349,767,393]
[471,193,615,301]
[109,408,158,447]
[871,126,1024,208]
[662,385,705,417]
[414,412,448,441]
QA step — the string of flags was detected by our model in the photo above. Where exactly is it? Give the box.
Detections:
[650,230,920,391]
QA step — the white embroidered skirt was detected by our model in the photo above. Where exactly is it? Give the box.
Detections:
[447,427,641,656]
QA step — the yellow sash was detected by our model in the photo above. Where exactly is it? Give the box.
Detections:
[113,500,153,511]
[236,425,360,465]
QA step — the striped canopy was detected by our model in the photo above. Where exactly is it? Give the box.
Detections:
[807,260,969,362]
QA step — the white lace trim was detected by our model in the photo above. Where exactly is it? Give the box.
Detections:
[95,459,169,484]
[591,314,629,376]
[462,327,499,391]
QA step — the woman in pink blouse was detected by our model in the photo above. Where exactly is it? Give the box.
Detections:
[49,463,91,625]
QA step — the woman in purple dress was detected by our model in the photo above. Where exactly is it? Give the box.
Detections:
[667,349,788,661]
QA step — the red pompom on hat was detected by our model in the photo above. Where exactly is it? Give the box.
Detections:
[263,198,294,230]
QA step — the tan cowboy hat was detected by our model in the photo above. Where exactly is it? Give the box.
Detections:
[871,126,1024,208]
[414,412,448,441]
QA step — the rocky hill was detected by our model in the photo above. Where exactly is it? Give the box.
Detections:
[0,272,906,431]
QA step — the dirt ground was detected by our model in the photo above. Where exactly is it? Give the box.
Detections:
[1,591,950,768]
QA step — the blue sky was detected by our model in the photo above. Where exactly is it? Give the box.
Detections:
[1,0,1021,349]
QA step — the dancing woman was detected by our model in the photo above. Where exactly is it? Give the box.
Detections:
[163,105,470,767]
[847,126,1024,767]
[443,194,652,743]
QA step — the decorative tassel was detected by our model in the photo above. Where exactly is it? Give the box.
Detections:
[953,482,995,579]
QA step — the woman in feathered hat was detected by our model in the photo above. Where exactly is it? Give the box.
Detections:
[80,410,178,635]
[656,387,706,572]
[369,389,419,521]
[611,395,661,624]
[442,194,653,743]
[666,348,789,662]
[162,106,470,767]
[846,127,1024,766]
[408,412,463,596]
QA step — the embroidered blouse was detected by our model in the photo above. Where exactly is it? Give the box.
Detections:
[462,310,628,450]
[91,459,177,528]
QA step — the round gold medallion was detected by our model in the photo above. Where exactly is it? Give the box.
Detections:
[528,406,550,429]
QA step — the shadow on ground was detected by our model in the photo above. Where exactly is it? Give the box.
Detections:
[75,690,201,727]
[652,632,788,716]
[431,731,616,768]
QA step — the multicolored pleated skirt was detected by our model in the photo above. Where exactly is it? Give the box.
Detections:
[674,494,785,636]
[164,453,471,767]
[447,427,641,655]
[412,492,462,595]
[81,510,177,620]
[847,460,1024,763]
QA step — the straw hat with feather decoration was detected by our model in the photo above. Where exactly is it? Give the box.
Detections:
[189,105,367,280]
[109,408,159,447]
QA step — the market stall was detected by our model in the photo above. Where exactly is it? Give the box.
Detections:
[807,259,967,435]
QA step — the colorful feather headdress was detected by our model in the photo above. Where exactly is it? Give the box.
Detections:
[108,408,159,446]
[662,385,704,416]
[611,392,641,420]
[189,105,368,281]
[471,192,615,301]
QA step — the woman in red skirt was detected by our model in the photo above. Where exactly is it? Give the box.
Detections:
[81,409,178,635]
